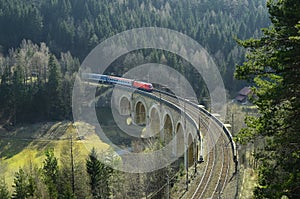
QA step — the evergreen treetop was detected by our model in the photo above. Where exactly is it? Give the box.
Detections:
[235,0,300,198]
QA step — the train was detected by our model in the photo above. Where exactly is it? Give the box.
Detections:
[81,73,154,92]
[82,72,237,165]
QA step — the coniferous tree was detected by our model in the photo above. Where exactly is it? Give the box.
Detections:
[12,168,35,199]
[86,147,113,199]
[0,63,12,118]
[235,0,300,198]
[47,54,63,120]
[86,148,101,198]
[59,132,89,199]
[0,179,10,199]
[12,63,25,125]
[42,149,59,199]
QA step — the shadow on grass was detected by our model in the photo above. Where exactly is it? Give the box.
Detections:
[0,121,70,159]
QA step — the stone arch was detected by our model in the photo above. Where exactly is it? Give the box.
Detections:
[163,113,173,144]
[135,101,146,125]
[119,96,131,115]
[149,106,160,137]
[187,133,194,167]
[175,122,184,157]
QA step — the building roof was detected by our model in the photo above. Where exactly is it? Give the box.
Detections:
[235,95,246,102]
[238,87,252,96]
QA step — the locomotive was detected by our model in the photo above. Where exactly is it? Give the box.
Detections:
[82,73,154,92]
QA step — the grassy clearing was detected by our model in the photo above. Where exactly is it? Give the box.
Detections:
[0,121,110,191]
[239,166,257,199]
[226,102,259,198]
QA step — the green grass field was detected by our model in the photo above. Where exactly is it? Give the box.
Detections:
[0,121,110,191]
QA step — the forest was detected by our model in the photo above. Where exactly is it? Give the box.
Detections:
[0,0,270,124]
[235,0,300,198]
[0,142,172,199]
[1,0,299,198]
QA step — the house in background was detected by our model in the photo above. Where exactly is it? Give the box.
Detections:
[235,86,252,104]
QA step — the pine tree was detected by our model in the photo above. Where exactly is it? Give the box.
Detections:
[86,148,102,198]
[0,64,12,118]
[47,54,63,120]
[12,63,25,125]
[42,149,59,199]
[86,147,113,199]
[59,133,89,199]
[235,0,300,198]
[0,178,10,199]
[12,168,35,199]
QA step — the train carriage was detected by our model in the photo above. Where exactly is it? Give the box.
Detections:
[81,73,154,92]
[107,76,133,87]
[133,81,153,92]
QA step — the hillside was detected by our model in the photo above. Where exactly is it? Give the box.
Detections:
[0,0,270,94]
[2,0,297,198]
[0,121,110,191]
[0,0,271,126]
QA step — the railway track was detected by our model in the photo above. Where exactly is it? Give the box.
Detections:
[212,138,230,198]
[190,116,232,198]
[83,83,235,198]
[191,140,216,198]
[192,116,232,199]
[152,90,233,198]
